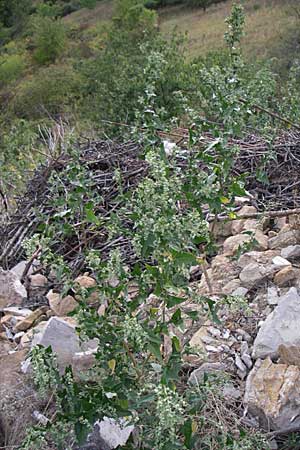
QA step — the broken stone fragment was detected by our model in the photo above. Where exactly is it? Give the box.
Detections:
[267,286,280,306]
[281,245,300,261]
[47,290,78,316]
[188,362,226,385]
[272,256,291,268]
[29,274,48,288]
[76,417,134,450]
[10,260,38,280]
[74,275,97,288]
[0,268,27,308]
[223,231,268,256]
[2,307,32,317]
[31,316,98,372]
[74,275,99,303]
[269,227,300,250]
[14,306,48,332]
[278,344,300,366]
[244,357,300,431]
[238,250,279,269]
[273,266,299,287]
[252,288,300,360]
[239,262,275,289]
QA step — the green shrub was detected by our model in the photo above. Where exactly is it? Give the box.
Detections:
[0,53,26,86]
[32,16,66,65]
[12,65,81,119]
[79,0,97,8]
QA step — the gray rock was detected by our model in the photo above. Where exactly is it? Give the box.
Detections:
[252,288,300,360]
[269,229,300,250]
[10,260,39,280]
[281,245,300,261]
[222,384,241,400]
[267,286,280,306]
[31,317,97,372]
[272,256,291,268]
[188,362,226,385]
[235,354,247,373]
[241,353,253,369]
[0,269,27,309]
[232,286,249,297]
[32,317,80,370]
[3,307,32,317]
[240,341,249,356]
[76,418,134,450]
[239,263,275,288]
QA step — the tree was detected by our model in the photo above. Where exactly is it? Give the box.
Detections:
[0,0,31,31]
[32,15,66,64]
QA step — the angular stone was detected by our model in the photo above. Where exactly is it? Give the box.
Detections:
[267,286,280,306]
[222,279,241,294]
[72,350,96,380]
[3,307,32,317]
[272,256,291,268]
[189,323,210,357]
[14,306,48,332]
[289,214,300,228]
[232,286,249,297]
[188,362,226,385]
[223,234,251,256]
[29,274,48,287]
[74,275,99,304]
[0,269,27,308]
[281,245,300,261]
[238,250,279,269]
[198,255,240,294]
[47,290,78,316]
[222,384,241,400]
[269,227,300,250]
[244,357,300,431]
[278,344,300,366]
[239,263,274,289]
[231,206,258,235]
[19,321,48,348]
[31,317,81,370]
[77,418,134,450]
[10,260,35,280]
[210,220,232,239]
[74,275,97,288]
[31,317,97,371]
[252,288,300,359]
[273,266,298,287]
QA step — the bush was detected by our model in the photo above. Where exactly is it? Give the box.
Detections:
[11,65,81,119]
[31,15,66,65]
[0,53,26,86]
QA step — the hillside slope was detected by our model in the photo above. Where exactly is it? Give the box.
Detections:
[66,0,299,70]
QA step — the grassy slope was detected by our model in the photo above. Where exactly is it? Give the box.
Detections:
[159,0,297,61]
[65,0,298,65]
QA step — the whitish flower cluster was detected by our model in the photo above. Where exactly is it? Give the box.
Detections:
[154,383,186,448]
[122,314,148,350]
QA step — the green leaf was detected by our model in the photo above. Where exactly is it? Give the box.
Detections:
[206,298,221,325]
[74,421,89,444]
[85,206,99,224]
[230,182,246,196]
[170,308,183,326]
[181,419,193,448]
[171,250,198,266]
[148,342,162,361]
[166,295,185,308]
[172,335,181,352]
